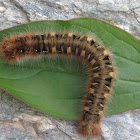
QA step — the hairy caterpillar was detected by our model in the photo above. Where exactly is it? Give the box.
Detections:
[0,32,116,137]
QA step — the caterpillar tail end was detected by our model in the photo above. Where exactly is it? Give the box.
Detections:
[77,123,101,137]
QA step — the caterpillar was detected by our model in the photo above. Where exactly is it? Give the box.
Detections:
[0,32,116,137]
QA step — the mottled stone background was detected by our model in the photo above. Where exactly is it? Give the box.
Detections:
[0,0,140,140]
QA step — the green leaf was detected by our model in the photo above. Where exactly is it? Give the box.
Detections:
[0,18,140,120]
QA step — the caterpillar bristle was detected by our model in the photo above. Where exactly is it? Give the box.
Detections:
[0,32,116,138]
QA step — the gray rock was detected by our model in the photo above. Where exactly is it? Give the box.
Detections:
[0,0,140,140]
[0,0,140,38]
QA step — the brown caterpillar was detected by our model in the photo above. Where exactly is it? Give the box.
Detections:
[0,32,116,137]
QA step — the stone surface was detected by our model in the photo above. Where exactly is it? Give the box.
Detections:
[0,0,140,140]
[0,0,140,38]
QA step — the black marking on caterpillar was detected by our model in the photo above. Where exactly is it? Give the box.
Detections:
[0,32,116,137]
